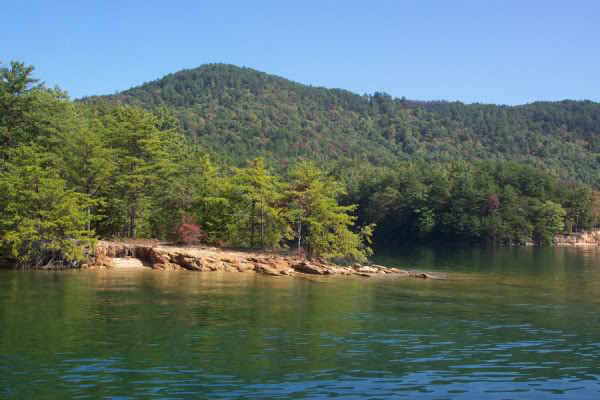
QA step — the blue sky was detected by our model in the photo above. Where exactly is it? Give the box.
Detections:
[2,0,599,104]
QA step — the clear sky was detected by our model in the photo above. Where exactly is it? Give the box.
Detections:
[2,0,599,104]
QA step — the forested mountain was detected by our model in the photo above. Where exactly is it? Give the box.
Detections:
[2,61,598,267]
[82,64,600,186]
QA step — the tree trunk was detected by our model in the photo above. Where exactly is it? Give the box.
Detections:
[87,207,91,233]
[260,197,265,249]
[129,206,136,238]
[250,199,256,247]
[297,220,302,254]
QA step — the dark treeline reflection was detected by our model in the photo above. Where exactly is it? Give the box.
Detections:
[2,246,600,398]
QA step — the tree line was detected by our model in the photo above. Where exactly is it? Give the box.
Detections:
[0,62,372,267]
[340,160,596,245]
[1,61,598,268]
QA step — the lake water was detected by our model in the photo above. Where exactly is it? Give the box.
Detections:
[1,246,600,399]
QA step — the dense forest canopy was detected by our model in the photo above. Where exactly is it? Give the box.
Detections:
[1,60,599,267]
[82,64,600,186]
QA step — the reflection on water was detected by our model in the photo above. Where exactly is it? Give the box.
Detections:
[1,246,600,398]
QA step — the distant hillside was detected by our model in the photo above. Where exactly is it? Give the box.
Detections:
[81,64,600,186]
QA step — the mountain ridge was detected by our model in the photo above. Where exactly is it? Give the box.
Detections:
[81,63,600,186]
[83,63,597,107]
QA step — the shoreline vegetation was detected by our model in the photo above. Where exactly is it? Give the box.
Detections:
[2,61,600,270]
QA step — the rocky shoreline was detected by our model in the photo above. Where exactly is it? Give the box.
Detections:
[89,240,433,279]
[553,230,600,246]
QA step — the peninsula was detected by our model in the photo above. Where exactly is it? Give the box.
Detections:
[90,241,433,279]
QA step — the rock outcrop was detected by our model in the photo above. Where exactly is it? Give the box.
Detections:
[88,241,435,279]
[554,230,600,245]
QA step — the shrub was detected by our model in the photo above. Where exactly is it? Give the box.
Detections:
[174,214,206,245]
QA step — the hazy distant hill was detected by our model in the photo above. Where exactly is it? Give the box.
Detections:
[81,64,600,186]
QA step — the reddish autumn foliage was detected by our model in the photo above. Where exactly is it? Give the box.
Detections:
[483,194,501,215]
[174,214,206,245]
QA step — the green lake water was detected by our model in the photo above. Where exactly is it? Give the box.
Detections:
[1,246,600,399]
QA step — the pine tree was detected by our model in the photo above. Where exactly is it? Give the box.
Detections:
[98,106,177,238]
[0,145,94,267]
[287,160,372,261]
[225,158,291,248]
[48,104,117,232]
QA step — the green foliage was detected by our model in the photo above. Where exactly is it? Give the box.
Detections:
[44,104,117,234]
[0,145,94,267]
[531,200,566,244]
[96,105,182,238]
[287,160,373,261]
[148,149,230,243]
[82,64,600,187]
[224,158,291,248]
[356,160,587,244]
[3,59,599,268]
[77,63,600,247]
[0,61,69,153]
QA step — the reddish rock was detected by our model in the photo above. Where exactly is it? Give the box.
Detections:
[254,264,282,276]
[355,266,378,274]
[92,241,436,280]
[292,261,336,275]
